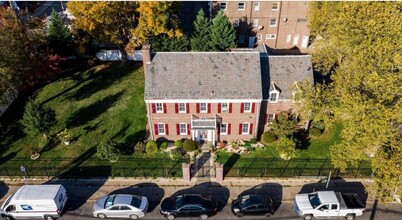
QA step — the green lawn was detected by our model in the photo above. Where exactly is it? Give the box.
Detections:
[1,62,147,160]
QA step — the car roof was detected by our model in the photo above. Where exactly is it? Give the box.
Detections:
[241,194,270,204]
[113,194,133,205]
[181,194,210,205]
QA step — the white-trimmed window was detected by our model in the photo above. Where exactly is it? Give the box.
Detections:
[268,113,275,124]
[293,34,299,45]
[156,103,163,113]
[270,18,277,27]
[221,103,229,113]
[272,2,279,11]
[158,123,166,135]
[179,123,187,135]
[219,2,227,10]
[244,102,251,112]
[233,19,239,27]
[254,2,260,11]
[238,2,245,10]
[258,34,262,42]
[200,103,207,113]
[266,34,276,40]
[178,103,186,113]
[252,19,258,27]
[242,123,250,134]
[286,34,291,43]
[269,91,279,102]
[220,123,228,135]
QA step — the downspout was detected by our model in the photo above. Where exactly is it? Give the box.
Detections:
[274,1,283,49]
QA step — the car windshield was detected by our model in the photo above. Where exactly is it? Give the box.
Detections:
[130,196,142,208]
[175,196,184,209]
[308,193,322,208]
[105,195,116,208]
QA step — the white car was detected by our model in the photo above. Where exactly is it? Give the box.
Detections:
[93,194,148,219]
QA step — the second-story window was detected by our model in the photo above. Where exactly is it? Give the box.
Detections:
[272,2,279,11]
[219,2,227,10]
[221,103,228,113]
[200,103,207,113]
[178,103,186,113]
[238,2,245,10]
[254,2,260,11]
[270,18,277,27]
[156,103,163,113]
[252,19,258,27]
[244,102,251,112]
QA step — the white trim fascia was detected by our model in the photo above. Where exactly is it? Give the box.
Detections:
[145,99,262,104]
[263,98,293,102]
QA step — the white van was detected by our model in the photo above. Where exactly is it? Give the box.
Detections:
[0,184,68,220]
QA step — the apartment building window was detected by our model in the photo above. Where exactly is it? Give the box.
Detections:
[293,34,299,45]
[219,2,227,10]
[269,92,279,102]
[302,36,309,48]
[158,123,166,135]
[178,103,186,113]
[286,34,291,43]
[156,103,163,113]
[238,2,245,10]
[252,19,258,27]
[258,34,262,42]
[270,18,277,27]
[272,2,279,11]
[179,123,187,135]
[220,123,228,135]
[242,123,250,134]
[267,113,275,124]
[254,2,260,11]
[239,35,245,43]
[221,103,229,113]
[233,19,239,27]
[244,102,251,112]
[200,103,207,113]
[266,34,276,40]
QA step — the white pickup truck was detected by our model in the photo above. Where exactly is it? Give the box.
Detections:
[293,191,365,220]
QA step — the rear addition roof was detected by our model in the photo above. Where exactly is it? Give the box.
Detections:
[145,52,263,100]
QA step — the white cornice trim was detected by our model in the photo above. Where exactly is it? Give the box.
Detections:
[145,99,262,104]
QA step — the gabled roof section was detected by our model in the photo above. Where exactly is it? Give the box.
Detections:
[262,55,313,100]
[145,52,263,100]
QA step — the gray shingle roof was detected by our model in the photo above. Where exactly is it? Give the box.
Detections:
[145,52,263,100]
[263,56,314,100]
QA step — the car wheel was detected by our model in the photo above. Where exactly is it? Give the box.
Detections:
[97,213,107,219]
[167,214,175,220]
[129,214,139,219]
[236,213,244,217]
[345,214,355,220]
[303,214,313,220]
[5,216,15,220]
[200,214,208,220]
[44,215,54,220]
[264,212,272,217]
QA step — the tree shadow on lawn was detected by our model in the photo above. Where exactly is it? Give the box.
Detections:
[109,183,165,212]
[237,183,283,211]
[170,182,230,212]
[0,123,25,157]
[294,129,311,150]
[65,90,125,128]
[65,62,141,102]
[223,153,240,178]
[117,129,146,155]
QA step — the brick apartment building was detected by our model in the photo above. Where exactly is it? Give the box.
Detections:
[142,45,313,145]
[211,1,310,54]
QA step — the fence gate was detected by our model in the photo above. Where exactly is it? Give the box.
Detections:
[193,153,212,178]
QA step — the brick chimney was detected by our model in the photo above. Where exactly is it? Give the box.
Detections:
[141,42,151,68]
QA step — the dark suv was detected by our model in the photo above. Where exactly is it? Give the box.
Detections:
[231,194,274,217]
[160,194,218,219]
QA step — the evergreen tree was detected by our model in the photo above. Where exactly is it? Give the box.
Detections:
[150,34,189,52]
[190,9,211,51]
[21,99,56,137]
[210,10,236,51]
[47,10,73,56]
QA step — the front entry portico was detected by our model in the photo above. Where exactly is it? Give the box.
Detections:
[191,115,217,146]
[194,129,213,144]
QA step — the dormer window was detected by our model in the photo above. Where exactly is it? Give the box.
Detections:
[269,83,280,103]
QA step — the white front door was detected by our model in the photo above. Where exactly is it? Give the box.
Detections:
[293,34,299,46]
[199,130,208,143]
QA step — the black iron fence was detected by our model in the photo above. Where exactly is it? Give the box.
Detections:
[223,158,372,178]
[0,158,189,179]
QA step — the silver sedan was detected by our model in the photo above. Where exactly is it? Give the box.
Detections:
[92,194,148,219]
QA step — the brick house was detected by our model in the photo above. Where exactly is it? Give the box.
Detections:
[143,45,313,145]
[211,1,310,54]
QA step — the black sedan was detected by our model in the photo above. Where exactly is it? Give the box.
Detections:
[231,194,274,217]
[160,194,218,219]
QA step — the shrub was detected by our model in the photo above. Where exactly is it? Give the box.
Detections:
[170,147,184,161]
[160,142,169,150]
[309,127,322,137]
[146,140,158,154]
[174,140,183,148]
[134,142,145,154]
[276,137,297,160]
[183,139,196,152]
[311,120,325,131]
[262,131,277,144]
[97,138,119,162]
